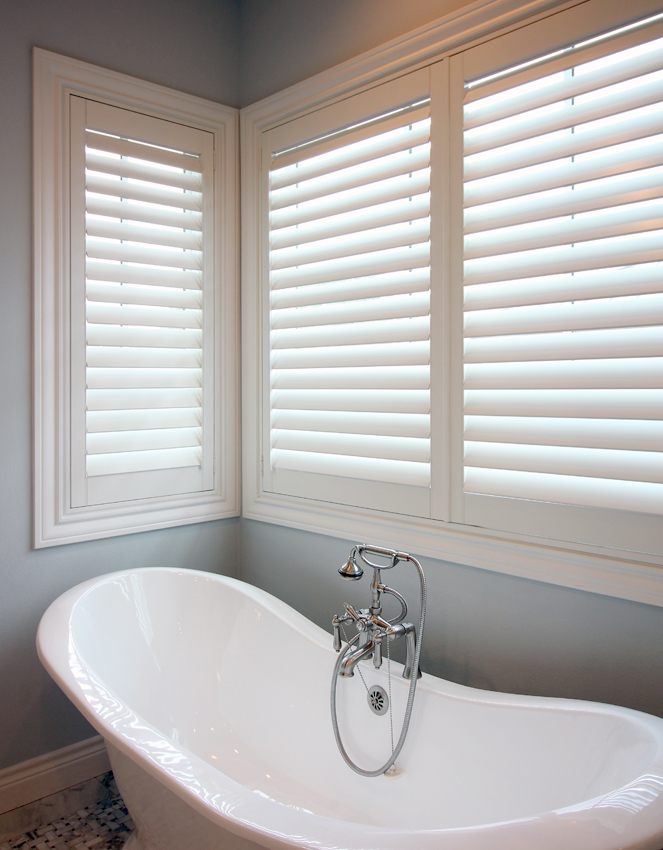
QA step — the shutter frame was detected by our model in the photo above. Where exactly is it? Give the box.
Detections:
[263,72,434,517]
[34,49,239,547]
[70,97,216,507]
[453,6,663,554]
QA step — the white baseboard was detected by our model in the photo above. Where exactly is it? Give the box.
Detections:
[0,736,110,815]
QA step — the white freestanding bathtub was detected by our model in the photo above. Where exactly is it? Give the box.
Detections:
[37,567,663,850]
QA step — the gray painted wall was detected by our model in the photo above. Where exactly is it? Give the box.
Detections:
[0,0,240,772]
[241,521,663,718]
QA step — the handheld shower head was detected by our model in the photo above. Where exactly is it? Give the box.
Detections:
[339,549,363,580]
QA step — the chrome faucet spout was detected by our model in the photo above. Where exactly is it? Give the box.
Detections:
[339,640,375,677]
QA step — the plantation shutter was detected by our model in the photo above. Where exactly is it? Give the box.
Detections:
[264,72,433,516]
[69,97,215,507]
[454,5,663,553]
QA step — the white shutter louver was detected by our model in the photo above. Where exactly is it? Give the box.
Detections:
[70,98,215,507]
[458,15,663,552]
[266,88,432,516]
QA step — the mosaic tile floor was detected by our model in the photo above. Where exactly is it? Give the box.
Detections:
[0,794,134,850]
[4,782,662,850]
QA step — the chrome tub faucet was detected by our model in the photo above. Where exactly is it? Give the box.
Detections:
[332,544,421,680]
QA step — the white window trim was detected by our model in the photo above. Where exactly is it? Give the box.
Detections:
[34,49,239,547]
[240,0,663,607]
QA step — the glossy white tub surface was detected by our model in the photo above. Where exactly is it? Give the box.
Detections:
[37,567,663,850]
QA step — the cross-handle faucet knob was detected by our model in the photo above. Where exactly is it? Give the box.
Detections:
[344,602,361,622]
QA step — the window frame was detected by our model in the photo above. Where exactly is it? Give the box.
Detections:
[34,48,239,547]
[240,0,663,607]
[449,12,663,557]
[263,68,435,518]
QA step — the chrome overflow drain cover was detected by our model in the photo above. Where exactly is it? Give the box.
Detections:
[367,685,389,716]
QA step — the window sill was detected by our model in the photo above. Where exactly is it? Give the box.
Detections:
[243,490,663,608]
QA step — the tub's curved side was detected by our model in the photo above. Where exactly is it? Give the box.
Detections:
[36,569,353,850]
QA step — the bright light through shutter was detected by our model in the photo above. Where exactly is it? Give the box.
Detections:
[268,103,432,501]
[461,21,663,528]
[85,130,204,477]
[70,98,215,507]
